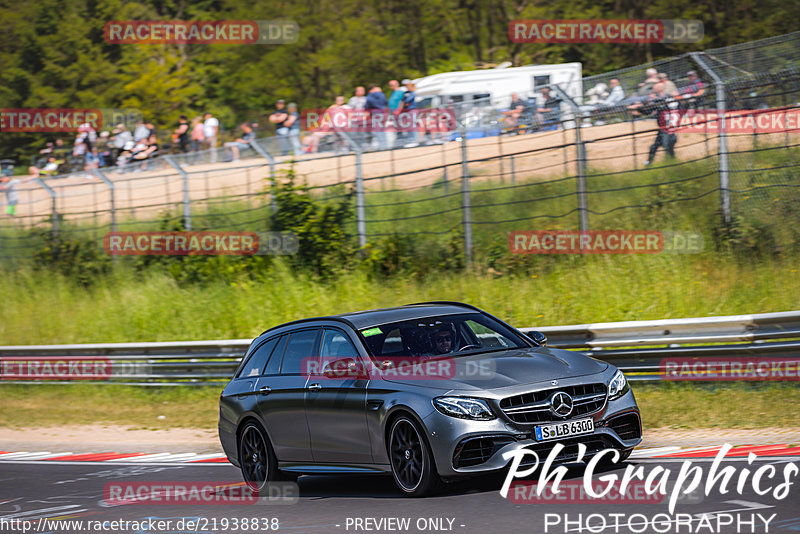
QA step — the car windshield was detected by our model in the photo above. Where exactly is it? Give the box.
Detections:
[359,312,528,359]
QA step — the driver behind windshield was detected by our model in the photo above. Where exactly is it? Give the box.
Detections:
[431,324,455,355]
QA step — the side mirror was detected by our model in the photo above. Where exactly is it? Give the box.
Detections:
[527,331,547,347]
[321,357,363,378]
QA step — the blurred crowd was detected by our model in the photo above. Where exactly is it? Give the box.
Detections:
[22,70,710,178]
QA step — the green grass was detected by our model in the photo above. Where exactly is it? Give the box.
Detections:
[0,255,798,344]
[1,382,797,431]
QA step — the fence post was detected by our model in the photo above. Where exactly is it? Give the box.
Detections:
[33,178,58,238]
[337,132,367,250]
[496,134,505,183]
[510,155,516,184]
[163,155,192,231]
[441,141,448,193]
[460,128,473,265]
[693,52,730,225]
[248,140,277,212]
[91,169,116,233]
[574,120,589,233]
[551,85,588,232]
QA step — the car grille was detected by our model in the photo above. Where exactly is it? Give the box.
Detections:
[499,383,607,424]
[452,435,516,469]
[518,435,615,467]
[607,413,642,441]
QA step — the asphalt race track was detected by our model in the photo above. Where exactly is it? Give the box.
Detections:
[1,456,798,534]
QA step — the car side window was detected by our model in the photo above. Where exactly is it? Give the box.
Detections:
[320,329,359,359]
[237,337,279,378]
[280,329,320,375]
[263,335,287,376]
[464,320,513,348]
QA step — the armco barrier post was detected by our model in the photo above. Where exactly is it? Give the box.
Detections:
[460,127,473,265]
[163,155,192,230]
[248,140,277,212]
[693,52,730,225]
[33,178,58,238]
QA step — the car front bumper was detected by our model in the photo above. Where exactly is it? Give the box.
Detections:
[422,388,642,478]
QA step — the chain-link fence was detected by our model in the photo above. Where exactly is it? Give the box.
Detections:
[1,32,798,266]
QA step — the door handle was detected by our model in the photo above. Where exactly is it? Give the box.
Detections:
[308,383,322,391]
[259,386,271,395]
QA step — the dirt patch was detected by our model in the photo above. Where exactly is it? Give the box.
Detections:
[0,424,222,454]
[643,427,800,448]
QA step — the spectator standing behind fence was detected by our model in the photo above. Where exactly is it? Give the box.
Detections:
[174,115,190,153]
[224,122,256,161]
[395,81,419,147]
[638,83,680,165]
[348,86,367,110]
[190,117,204,163]
[0,174,29,218]
[286,103,302,156]
[111,124,132,163]
[203,112,219,163]
[270,100,292,156]
[366,84,389,150]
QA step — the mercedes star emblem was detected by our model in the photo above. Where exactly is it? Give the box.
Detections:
[550,391,574,417]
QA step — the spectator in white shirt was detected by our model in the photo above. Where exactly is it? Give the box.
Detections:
[203,113,219,163]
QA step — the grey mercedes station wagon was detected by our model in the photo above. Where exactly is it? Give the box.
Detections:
[218,302,642,496]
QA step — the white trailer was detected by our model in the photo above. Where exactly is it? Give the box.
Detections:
[412,62,583,110]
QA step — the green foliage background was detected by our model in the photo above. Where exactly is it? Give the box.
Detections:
[2,0,799,162]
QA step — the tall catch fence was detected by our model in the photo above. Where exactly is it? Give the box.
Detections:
[1,32,798,265]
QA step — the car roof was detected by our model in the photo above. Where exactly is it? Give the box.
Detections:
[260,302,481,335]
[337,302,481,329]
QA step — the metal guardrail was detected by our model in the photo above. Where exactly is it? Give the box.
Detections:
[1,311,798,385]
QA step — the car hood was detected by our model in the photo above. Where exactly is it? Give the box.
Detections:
[379,347,608,391]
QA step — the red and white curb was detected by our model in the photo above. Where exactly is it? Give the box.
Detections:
[0,451,228,463]
[0,444,798,464]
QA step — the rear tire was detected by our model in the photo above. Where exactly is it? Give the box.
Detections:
[388,415,442,497]
[238,421,279,491]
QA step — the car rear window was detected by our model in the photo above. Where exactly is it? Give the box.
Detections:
[237,337,279,378]
[280,329,320,374]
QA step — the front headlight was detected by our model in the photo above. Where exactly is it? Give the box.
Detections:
[608,369,629,400]
[433,397,496,421]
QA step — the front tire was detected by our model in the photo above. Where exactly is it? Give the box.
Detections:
[238,421,279,491]
[388,415,441,497]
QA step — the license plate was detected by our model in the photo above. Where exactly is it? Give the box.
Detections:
[534,418,594,441]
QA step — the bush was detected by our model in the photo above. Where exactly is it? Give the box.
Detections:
[32,231,111,287]
[269,170,355,279]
